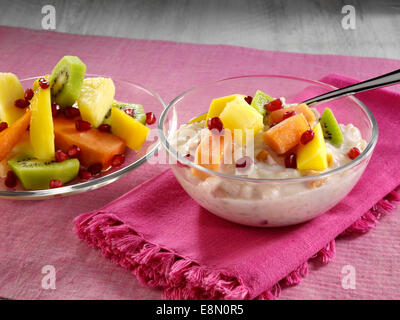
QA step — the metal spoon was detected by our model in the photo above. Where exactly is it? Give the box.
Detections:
[302,69,400,106]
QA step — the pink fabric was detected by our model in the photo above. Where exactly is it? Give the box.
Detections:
[0,26,400,299]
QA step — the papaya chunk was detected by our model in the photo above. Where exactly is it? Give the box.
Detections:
[269,103,315,126]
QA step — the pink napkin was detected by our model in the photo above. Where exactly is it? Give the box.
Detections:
[74,74,400,300]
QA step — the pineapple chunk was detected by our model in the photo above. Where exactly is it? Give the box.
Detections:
[219,96,264,145]
[110,107,150,151]
[30,78,55,160]
[77,78,115,127]
[0,73,26,124]
[206,94,245,123]
[297,123,328,171]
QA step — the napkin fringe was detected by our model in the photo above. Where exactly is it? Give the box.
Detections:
[74,187,399,300]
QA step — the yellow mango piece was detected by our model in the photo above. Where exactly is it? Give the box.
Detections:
[0,73,26,124]
[297,123,328,171]
[110,107,150,151]
[30,78,55,160]
[219,96,264,145]
[206,94,245,123]
[188,112,207,125]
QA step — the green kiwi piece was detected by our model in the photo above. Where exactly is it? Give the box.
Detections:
[103,101,146,125]
[320,108,344,147]
[8,155,80,190]
[251,89,274,116]
[49,56,86,108]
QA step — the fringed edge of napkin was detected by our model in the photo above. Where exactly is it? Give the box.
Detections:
[73,187,399,300]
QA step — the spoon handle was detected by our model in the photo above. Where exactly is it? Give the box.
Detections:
[302,68,400,106]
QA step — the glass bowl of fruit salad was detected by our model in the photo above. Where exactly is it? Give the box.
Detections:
[0,56,165,199]
[158,75,378,227]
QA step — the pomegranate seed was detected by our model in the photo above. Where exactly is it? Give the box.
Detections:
[67,145,81,158]
[38,77,50,89]
[348,147,361,160]
[75,120,92,131]
[4,171,17,188]
[207,117,224,133]
[49,179,64,188]
[24,88,34,100]
[63,106,80,118]
[265,99,283,112]
[88,163,103,176]
[235,156,253,169]
[285,153,297,169]
[124,109,134,117]
[79,169,92,181]
[98,124,111,133]
[282,110,297,121]
[244,96,253,104]
[0,122,8,132]
[145,112,156,125]
[55,149,68,162]
[51,103,61,117]
[111,154,125,167]
[14,99,30,109]
[301,129,315,145]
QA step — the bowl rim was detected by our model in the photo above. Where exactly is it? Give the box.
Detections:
[158,74,379,183]
[0,75,166,199]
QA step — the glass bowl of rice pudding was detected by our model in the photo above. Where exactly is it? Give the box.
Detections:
[158,76,378,227]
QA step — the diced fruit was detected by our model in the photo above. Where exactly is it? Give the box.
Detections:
[263,113,309,154]
[188,112,207,125]
[320,108,343,147]
[77,77,115,128]
[54,115,126,169]
[38,77,50,89]
[0,73,26,124]
[285,153,297,169]
[110,107,150,151]
[63,106,80,119]
[88,163,102,175]
[75,119,92,131]
[103,101,147,126]
[219,96,264,145]
[236,156,252,169]
[49,56,87,108]
[49,179,64,188]
[8,155,79,190]
[145,112,156,125]
[296,123,328,171]
[327,153,333,167]
[265,99,283,113]
[30,77,55,161]
[4,170,18,188]
[207,117,224,133]
[256,150,269,162]
[0,109,31,161]
[250,90,273,116]
[205,94,245,123]
[348,147,361,160]
[300,129,315,145]
[269,103,315,125]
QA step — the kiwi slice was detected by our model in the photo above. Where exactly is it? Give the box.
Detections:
[49,56,86,108]
[320,108,344,147]
[8,155,80,190]
[251,89,274,116]
[103,101,146,125]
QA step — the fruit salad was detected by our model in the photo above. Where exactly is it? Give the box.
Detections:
[0,56,155,190]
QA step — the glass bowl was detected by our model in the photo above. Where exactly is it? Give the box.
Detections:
[158,75,378,227]
[0,75,166,200]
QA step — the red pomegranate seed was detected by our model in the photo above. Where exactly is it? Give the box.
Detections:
[14,98,30,109]
[207,117,224,133]
[124,109,134,117]
[282,110,297,121]
[244,96,253,104]
[55,149,68,162]
[235,156,253,169]
[285,153,297,169]
[79,169,92,181]
[265,99,283,112]
[24,88,34,100]
[88,163,103,175]
[38,77,50,89]
[0,122,8,132]
[49,179,63,188]
[145,112,156,125]
[63,106,80,118]
[111,154,125,167]
[67,145,81,158]
[301,129,315,145]
[348,147,361,160]
[98,124,111,133]
[51,103,61,117]
[4,171,17,188]
[75,120,92,131]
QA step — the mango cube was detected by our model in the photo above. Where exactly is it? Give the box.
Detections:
[219,96,264,145]
[110,107,150,151]
[297,123,328,171]
[0,73,26,125]
[206,94,245,123]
